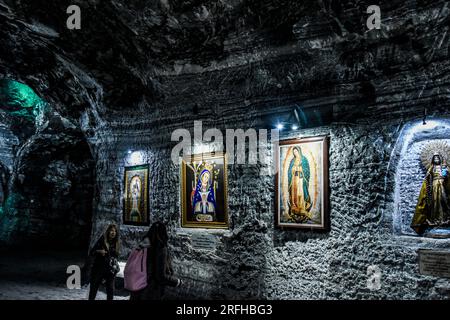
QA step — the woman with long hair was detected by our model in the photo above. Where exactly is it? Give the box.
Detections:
[131,221,181,300]
[88,223,120,300]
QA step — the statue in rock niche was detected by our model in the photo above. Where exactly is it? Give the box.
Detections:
[411,141,450,237]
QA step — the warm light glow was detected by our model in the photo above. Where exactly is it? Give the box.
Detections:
[129,151,144,165]
[396,119,450,168]
[193,144,212,155]
[414,119,442,131]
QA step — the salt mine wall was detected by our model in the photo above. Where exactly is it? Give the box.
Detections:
[1,0,450,299]
[90,107,450,300]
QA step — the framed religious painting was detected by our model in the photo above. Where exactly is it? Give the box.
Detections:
[123,164,150,226]
[181,152,229,229]
[276,136,329,230]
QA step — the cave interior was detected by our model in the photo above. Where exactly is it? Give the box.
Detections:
[1,0,450,300]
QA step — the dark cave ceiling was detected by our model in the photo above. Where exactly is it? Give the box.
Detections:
[2,0,314,110]
[1,0,448,116]
[5,0,321,63]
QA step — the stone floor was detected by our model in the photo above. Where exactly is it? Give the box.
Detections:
[0,249,129,300]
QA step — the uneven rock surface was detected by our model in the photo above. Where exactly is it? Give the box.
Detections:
[0,249,129,300]
[1,0,450,299]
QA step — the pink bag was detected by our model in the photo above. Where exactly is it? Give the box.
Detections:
[124,248,148,292]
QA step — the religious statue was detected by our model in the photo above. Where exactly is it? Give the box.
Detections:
[411,141,450,237]
[191,168,217,222]
[129,175,142,222]
[288,146,312,222]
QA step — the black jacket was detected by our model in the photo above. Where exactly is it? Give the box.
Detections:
[144,243,179,299]
[89,235,119,277]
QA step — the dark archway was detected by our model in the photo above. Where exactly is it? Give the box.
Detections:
[13,133,96,249]
[0,79,96,250]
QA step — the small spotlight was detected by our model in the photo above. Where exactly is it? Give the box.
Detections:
[276,123,284,130]
[128,150,132,154]
[292,125,298,130]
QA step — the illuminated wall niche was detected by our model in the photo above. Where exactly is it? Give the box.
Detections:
[390,119,450,236]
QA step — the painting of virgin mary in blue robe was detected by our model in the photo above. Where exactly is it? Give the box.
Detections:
[182,153,228,228]
[191,169,217,221]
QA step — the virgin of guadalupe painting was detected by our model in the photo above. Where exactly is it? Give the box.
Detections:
[181,152,228,229]
[123,165,149,226]
[276,136,329,229]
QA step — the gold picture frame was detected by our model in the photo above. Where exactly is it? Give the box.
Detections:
[123,164,149,226]
[276,136,330,230]
[181,152,228,229]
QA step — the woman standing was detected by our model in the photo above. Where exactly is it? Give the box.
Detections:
[88,224,120,300]
[131,221,181,300]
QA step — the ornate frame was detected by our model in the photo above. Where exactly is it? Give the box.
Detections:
[181,152,229,229]
[275,136,330,230]
[123,164,150,226]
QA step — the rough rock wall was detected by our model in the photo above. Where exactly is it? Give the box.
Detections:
[1,0,450,298]
[0,83,98,248]
[88,0,450,299]
[0,115,17,180]
[266,119,450,300]
[84,1,450,299]
[0,1,106,247]
[91,110,450,300]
